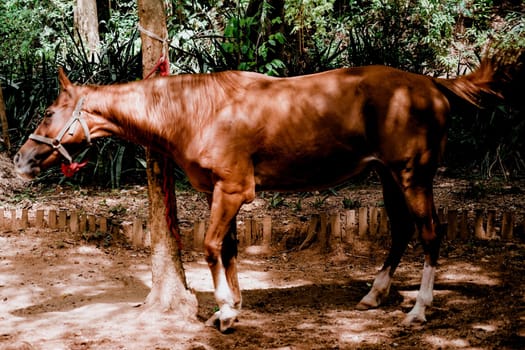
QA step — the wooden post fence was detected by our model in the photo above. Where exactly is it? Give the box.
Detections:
[0,206,523,251]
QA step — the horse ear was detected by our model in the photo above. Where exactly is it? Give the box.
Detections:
[58,67,72,90]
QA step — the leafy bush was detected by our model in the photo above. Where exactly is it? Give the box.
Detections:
[166,0,287,75]
[445,14,525,178]
[337,0,457,73]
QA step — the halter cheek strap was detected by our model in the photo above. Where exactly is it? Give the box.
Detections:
[29,97,91,163]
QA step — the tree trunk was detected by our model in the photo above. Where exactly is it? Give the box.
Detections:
[137,0,198,318]
[0,82,10,153]
[74,0,101,61]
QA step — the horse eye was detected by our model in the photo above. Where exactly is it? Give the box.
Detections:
[44,110,53,118]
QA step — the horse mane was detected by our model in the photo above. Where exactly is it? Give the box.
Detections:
[159,71,262,117]
[149,70,270,132]
[434,47,525,108]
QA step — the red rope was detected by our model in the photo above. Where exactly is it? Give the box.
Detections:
[145,56,170,79]
[146,54,183,249]
[162,157,183,250]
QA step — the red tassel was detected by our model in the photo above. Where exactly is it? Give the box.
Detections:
[159,58,170,76]
[144,56,170,79]
[61,161,88,177]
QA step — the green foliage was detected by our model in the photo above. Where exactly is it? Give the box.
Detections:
[447,104,525,179]
[293,198,303,212]
[285,0,336,35]
[343,197,361,210]
[268,193,286,209]
[221,9,286,75]
[312,195,330,209]
[167,0,287,75]
[340,0,457,72]
[0,0,73,63]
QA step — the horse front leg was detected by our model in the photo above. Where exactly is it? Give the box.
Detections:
[203,184,249,332]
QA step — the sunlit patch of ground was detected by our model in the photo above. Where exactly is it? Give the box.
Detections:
[1,224,524,349]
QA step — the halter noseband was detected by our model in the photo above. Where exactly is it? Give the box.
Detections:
[29,97,91,163]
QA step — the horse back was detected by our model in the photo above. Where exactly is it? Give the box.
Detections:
[187,66,449,191]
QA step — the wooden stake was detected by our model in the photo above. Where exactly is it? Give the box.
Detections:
[20,209,29,229]
[244,218,253,246]
[459,210,469,240]
[486,209,496,238]
[194,220,206,250]
[79,215,87,232]
[501,212,514,240]
[437,207,445,224]
[299,214,319,250]
[474,209,485,239]
[330,212,341,242]
[70,211,79,233]
[48,209,57,229]
[10,209,17,230]
[447,209,458,240]
[369,207,379,238]
[318,213,329,252]
[132,218,143,247]
[99,217,108,233]
[87,215,96,232]
[358,207,368,237]
[262,216,272,247]
[58,210,67,229]
[379,207,389,237]
[344,210,357,244]
[35,209,45,229]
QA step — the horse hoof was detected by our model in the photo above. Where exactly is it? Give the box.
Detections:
[218,304,238,333]
[205,311,220,328]
[402,313,427,326]
[205,306,239,332]
[356,301,373,310]
[356,294,379,310]
[220,316,237,333]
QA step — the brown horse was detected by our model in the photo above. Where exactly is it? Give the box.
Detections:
[14,50,523,332]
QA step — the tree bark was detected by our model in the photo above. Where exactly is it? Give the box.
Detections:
[137,0,198,318]
[74,0,101,61]
[0,82,10,153]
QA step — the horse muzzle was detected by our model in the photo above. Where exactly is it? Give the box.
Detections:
[13,148,43,179]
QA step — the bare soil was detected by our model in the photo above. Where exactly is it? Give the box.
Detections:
[1,153,524,350]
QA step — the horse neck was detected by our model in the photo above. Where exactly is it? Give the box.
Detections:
[82,76,224,155]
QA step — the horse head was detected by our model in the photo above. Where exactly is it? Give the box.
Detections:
[14,68,92,179]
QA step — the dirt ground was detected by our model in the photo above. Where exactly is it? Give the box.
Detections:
[1,153,525,350]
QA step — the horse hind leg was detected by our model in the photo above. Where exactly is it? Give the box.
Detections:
[357,167,414,310]
[357,163,441,325]
[402,189,441,325]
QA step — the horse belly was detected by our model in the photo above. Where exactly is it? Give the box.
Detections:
[253,152,373,192]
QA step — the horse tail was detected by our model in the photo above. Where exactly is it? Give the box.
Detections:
[434,47,525,108]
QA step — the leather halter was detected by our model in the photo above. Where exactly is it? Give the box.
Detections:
[29,97,91,163]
